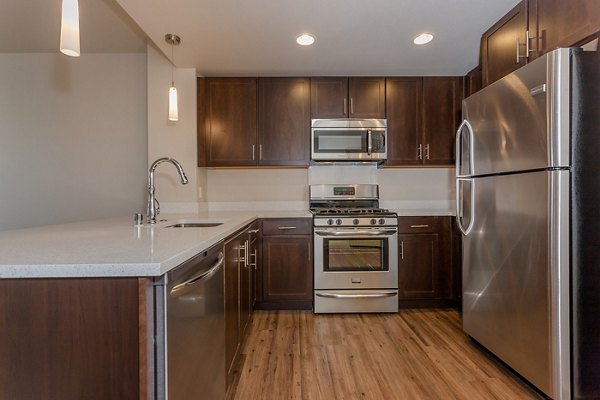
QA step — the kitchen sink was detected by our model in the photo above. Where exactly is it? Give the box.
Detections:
[165,222,224,228]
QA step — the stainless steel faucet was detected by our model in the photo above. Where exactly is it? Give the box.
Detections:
[147,157,189,224]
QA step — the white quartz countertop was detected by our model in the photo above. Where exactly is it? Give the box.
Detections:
[0,212,262,279]
[0,208,452,279]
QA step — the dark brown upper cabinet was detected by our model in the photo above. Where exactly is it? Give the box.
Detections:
[386,77,462,166]
[480,0,599,86]
[311,77,385,118]
[348,77,386,118]
[529,0,600,60]
[258,78,310,166]
[481,1,529,86]
[205,78,257,167]
[385,77,422,165]
[464,65,483,98]
[422,77,463,165]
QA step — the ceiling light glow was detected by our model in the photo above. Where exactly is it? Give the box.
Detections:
[296,34,315,46]
[413,33,434,45]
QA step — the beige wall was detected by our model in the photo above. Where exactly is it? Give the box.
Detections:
[206,169,308,201]
[204,166,453,210]
[147,44,204,212]
[0,53,147,230]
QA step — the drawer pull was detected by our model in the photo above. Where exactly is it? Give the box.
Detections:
[278,226,297,230]
[410,224,430,228]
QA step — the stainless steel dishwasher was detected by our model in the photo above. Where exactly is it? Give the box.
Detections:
[154,242,225,400]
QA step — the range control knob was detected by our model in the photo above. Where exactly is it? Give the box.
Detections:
[379,218,386,225]
[353,218,360,225]
[327,218,334,226]
[370,218,377,225]
[336,219,343,225]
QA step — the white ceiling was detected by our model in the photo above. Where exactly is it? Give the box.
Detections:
[2,0,520,76]
[116,0,520,76]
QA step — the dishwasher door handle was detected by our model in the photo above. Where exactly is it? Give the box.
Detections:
[170,253,224,297]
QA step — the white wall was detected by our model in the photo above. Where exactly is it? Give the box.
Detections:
[0,53,148,230]
[146,45,204,213]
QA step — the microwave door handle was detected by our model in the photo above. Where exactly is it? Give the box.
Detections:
[367,129,372,155]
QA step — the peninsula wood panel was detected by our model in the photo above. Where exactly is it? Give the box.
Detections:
[206,78,257,166]
[0,278,141,400]
[258,78,310,166]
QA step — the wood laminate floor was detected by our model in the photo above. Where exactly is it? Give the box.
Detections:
[230,309,542,400]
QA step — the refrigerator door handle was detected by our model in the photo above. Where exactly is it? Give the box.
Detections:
[456,177,475,236]
[455,120,474,178]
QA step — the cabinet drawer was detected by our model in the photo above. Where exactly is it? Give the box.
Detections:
[261,218,312,236]
[397,216,445,233]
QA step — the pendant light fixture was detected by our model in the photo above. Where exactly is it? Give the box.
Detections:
[60,0,81,57]
[165,33,181,122]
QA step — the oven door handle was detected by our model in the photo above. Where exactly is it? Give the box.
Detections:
[316,291,398,299]
[314,229,397,237]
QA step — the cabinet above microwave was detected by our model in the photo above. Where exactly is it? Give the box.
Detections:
[311,119,387,162]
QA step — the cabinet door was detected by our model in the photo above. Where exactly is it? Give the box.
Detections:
[224,233,242,377]
[206,78,257,167]
[398,217,453,302]
[310,77,348,118]
[422,77,462,165]
[262,235,313,303]
[258,78,310,166]
[349,77,386,118]
[239,234,251,337]
[385,77,422,165]
[481,1,528,86]
[465,65,483,97]
[398,233,440,299]
[530,0,600,60]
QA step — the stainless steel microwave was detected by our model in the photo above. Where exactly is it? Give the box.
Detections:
[311,119,387,161]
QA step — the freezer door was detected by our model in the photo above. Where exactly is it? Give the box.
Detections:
[462,170,570,399]
[462,48,570,176]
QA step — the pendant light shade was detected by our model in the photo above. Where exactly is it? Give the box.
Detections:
[165,34,181,122]
[168,85,178,121]
[60,0,80,57]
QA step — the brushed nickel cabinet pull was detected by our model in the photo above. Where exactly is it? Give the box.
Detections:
[278,226,297,230]
[410,224,430,228]
[400,241,404,260]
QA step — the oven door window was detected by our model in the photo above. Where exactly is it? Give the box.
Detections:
[323,237,389,272]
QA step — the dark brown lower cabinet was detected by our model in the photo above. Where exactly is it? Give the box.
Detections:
[397,216,458,308]
[0,278,144,400]
[256,218,313,310]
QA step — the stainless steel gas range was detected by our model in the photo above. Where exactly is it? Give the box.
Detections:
[310,184,399,313]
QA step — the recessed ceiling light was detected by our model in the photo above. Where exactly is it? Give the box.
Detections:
[296,34,315,46]
[413,33,434,45]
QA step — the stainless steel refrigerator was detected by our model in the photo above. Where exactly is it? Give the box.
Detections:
[456,47,599,400]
